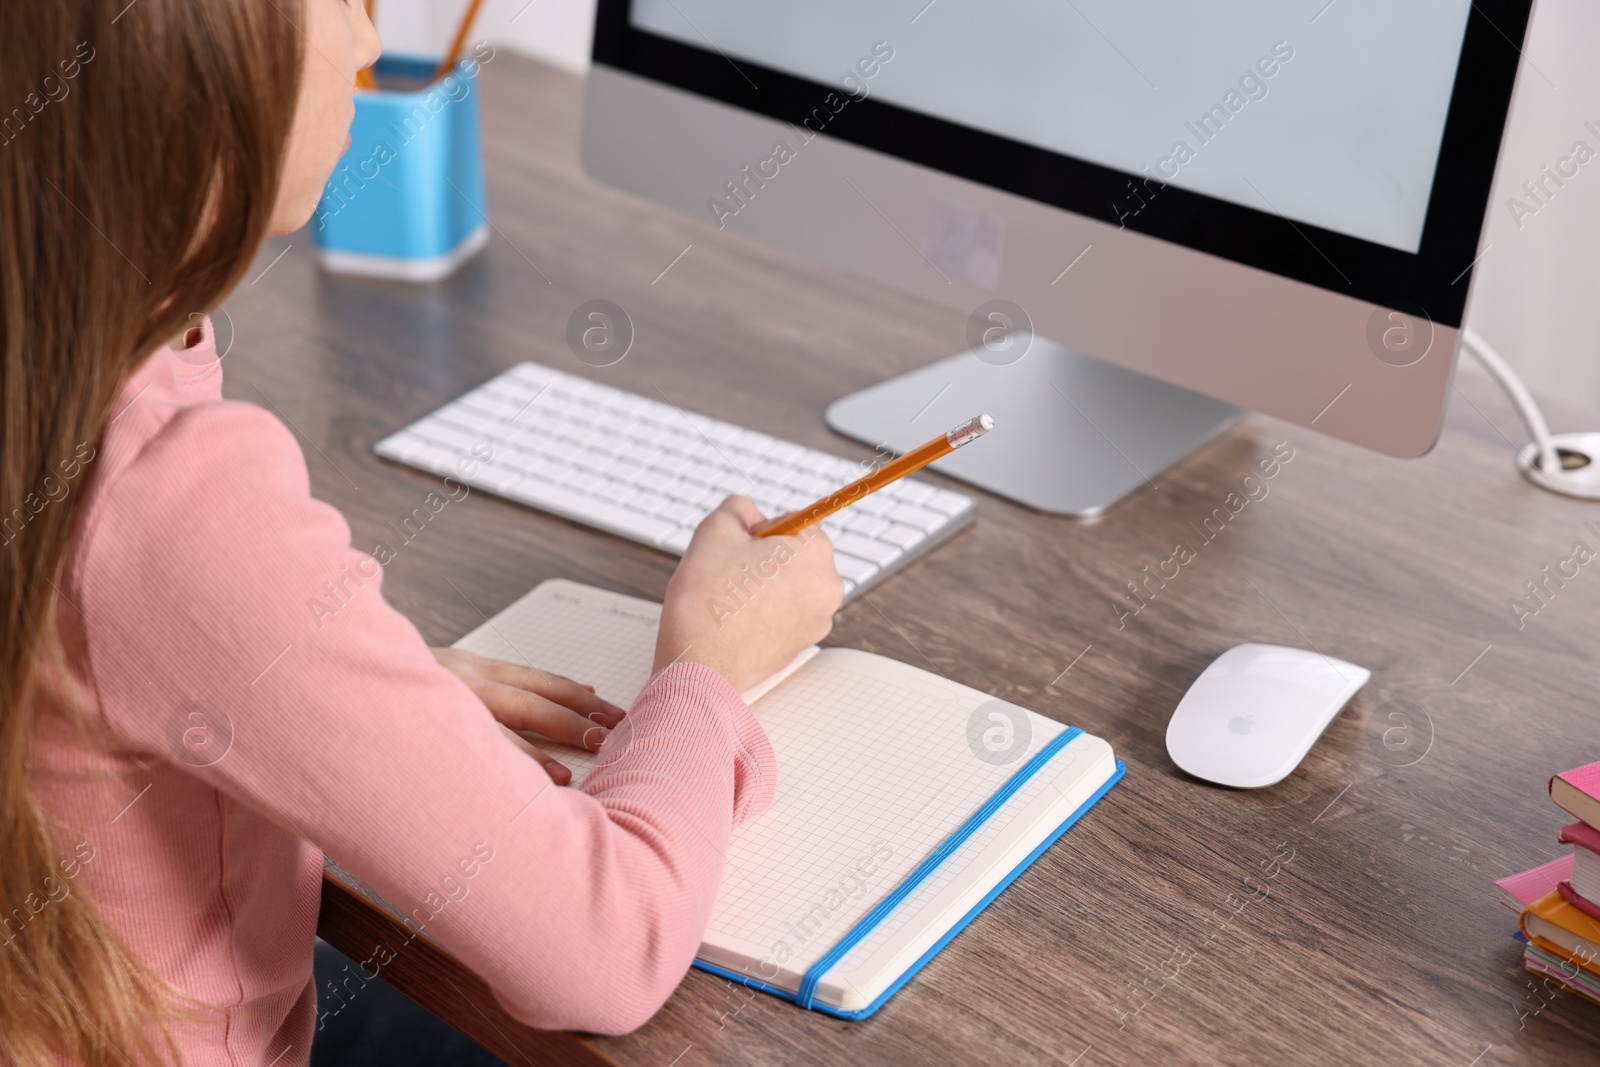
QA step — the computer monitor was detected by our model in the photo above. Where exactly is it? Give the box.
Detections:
[580,1,1533,515]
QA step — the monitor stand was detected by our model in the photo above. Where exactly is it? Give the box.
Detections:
[825,339,1243,517]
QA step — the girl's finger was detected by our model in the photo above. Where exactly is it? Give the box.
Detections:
[477,660,626,726]
[479,679,610,751]
[497,724,572,785]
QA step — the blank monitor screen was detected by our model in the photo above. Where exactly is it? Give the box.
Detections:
[631,0,1473,255]
[592,0,1531,462]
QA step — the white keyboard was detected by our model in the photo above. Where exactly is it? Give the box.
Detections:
[374,362,976,599]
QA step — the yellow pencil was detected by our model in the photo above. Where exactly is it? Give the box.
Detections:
[753,415,993,538]
[432,0,488,82]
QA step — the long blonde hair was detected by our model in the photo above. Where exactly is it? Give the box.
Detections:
[0,3,303,1062]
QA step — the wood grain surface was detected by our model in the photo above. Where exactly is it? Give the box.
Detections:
[220,50,1600,1067]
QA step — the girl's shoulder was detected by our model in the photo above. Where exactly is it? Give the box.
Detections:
[79,348,310,570]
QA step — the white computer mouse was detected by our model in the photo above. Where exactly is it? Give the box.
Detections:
[1165,643,1371,789]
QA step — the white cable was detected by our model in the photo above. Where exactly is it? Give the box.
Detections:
[1460,327,1561,474]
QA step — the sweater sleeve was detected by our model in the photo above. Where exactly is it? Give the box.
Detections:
[75,398,776,1034]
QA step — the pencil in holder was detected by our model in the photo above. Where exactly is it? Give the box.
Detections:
[310,54,489,281]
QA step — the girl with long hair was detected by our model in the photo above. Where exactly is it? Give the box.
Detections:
[0,3,842,1064]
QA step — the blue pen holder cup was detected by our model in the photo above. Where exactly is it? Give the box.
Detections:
[310,55,489,281]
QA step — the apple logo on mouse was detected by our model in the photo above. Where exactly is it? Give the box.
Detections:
[1228,714,1254,736]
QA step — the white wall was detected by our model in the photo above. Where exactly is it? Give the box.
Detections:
[383,0,1600,408]
[1465,0,1600,410]
[374,0,595,72]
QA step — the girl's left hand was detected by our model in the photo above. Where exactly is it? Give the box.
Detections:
[430,647,627,785]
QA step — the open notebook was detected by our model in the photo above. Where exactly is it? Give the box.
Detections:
[455,579,1123,1019]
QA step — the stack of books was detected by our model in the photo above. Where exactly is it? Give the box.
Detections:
[1496,760,1600,1004]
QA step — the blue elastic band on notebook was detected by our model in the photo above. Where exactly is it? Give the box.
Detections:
[794,725,1083,1010]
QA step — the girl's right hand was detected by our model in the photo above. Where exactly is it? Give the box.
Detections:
[654,496,844,692]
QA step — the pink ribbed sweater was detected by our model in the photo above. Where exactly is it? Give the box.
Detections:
[25,319,776,1064]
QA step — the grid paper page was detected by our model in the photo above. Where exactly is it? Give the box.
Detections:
[832,744,1075,956]
[701,649,1066,983]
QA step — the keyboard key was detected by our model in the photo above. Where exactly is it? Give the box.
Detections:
[413,441,459,470]
[431,405,490,435]
[511,403,556,430]
[880,522,927,550]
[627,422,671,447]
[735,428,777,453]
[524,455,568,483]
[417,423,481,455]
[628,491,670,516]
[560,468,603,492]
[686,485,725,508]
[610,392,652,416]
[475,460,525,494]
[593,434,631,457]
[635,400,679,425]
[568,425,607,448]
[520,443,565,469]
[650,452,694,477]
[776,491,812,511]
[503,477,678,543]
[630,470,681,495]
[466,390,528,422]
[855,493,895,517]
[747,435,795,458]
[702,420,743,444]
[790,447,832,473]
[834,533,903,567]
[593,479,637,505]
[614,439,656,464]
[660,502,702,526]
[688,435,736,463]
[607,459,652,485]
[832,454,870,479]
[572,450,610,473]
[844,513,890,538]
[789,471,833,495]
[528,391,569,416]
[376,432,431,463]
[660,479,702,504]
[894,482,936,506]
[684,460,726,486]
[927,488,972,516]
[887,503,946,531]
[490,419,535,445]
[752,459,792,483]
[831,552,879,584]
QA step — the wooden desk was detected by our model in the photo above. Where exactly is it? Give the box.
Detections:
[225,51,1598,1067]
